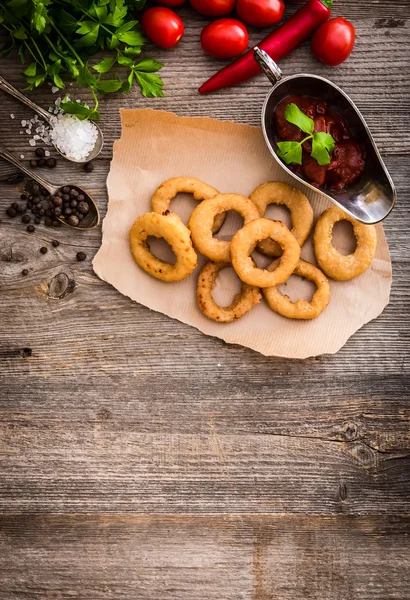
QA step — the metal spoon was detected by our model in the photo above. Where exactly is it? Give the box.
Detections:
[254,47,396,224]
[0,74,104,164]
[0,144,100,230]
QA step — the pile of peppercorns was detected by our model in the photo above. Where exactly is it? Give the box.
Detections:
[51,185,90,227]
[6,182,61,232]
[30,147,57,169]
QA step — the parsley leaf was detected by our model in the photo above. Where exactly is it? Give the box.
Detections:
[284,103,314,135]
[92,55,116,73]
[311,132,335,166]
[277,141,303,166]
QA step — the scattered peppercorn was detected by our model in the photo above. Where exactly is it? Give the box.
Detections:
[46,157,56,169]
[35,148,45,158]
[29,159,37,168]
[52,240,60,247]
[37,158,46,168]
[84,161,94,173]
[6,207,17,217]
[45,217,53,227]
[76,251,87,261]
[22,214,31,224]
[27,225,35,233]
[40,246,48,254]
[22,269,29,276]
[20,193,27,200]
[30,182,40,195]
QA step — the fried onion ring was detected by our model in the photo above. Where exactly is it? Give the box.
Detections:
[151,177,224,234]
[313,206,377,281]
[129,212,197,282]
[188,193,260,263]
[197,261,261,323]
[250,181,314,257]
[263,260,330,319]
[231,218,301,288]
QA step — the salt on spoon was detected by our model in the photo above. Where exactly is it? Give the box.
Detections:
[0,73,104,164]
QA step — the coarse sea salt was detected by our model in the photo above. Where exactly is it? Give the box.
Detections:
[49,113,98,161]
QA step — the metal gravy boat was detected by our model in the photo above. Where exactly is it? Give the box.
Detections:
[254,48,396,224]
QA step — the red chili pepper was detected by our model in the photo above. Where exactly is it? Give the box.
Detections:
[199,0,332,94]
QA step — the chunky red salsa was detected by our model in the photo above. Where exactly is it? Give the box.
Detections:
[275,95,366,190]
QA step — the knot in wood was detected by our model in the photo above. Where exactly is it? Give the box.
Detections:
[349,442,378,469]
[48,273,77,299]
[342,421,359,441]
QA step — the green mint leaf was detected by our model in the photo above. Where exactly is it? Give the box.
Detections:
[93,56,116,73]
[123,45,142,57]
[96,78,122,93]
[117,53,133,66]
[121,69,134,93]
[277,141,303,166]
[284,103,314,135]
[76,20,97,35]
[23,62,36,76]
[77,63,98,88]
[133,58,163,72]
[13,24,27,39]
[133,70,164,98]
[76,24,100,47]
[311,132,335,166]
[117,30,144,46]
[115,20,138,34]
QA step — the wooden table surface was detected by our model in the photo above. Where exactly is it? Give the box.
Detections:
[1,1,409,598]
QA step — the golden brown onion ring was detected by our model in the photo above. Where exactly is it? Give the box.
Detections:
[250,181,314,256]
[231,218,300,288]
[197,261,261,323]
[151,176,224,234]
[188,193,260,263]
[313,206,377,281]
[263,259,330,319]
[129,212,197,282]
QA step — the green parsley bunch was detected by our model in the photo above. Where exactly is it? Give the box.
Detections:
[0,0,164,119]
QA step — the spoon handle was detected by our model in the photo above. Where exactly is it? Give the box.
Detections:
[0,74,52,124]
[253,47,283,85]
[0,143,58,195]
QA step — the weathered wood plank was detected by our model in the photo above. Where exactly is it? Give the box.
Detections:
[0,514,409,600]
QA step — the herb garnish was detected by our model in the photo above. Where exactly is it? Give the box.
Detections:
[277,103,335,167]
[0,0,164,119]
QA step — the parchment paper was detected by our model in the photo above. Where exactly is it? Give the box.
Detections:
[93,109,392,358]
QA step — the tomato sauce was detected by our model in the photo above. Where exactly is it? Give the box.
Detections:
[275,95,366,190]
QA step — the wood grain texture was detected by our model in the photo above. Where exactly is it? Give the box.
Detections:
[1,0,410,597]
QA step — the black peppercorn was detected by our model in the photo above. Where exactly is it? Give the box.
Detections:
[53,196,63,207]
[77,201,89,215]
[46,157,57,169]
[84,161,94,173]
[64,207,72,216]
[35,148,45,158]
[45,217,53,227]
[40,246,48,254]
[29,159,37,168]
[53,207,62,217]
[52,220,62,227]
[27,225,35,232]
[76,251,87,261]
[20,193,27,200]
[68,215,79,227]
[6,207,17,218]
[30,183,40,195]
[22,215,31,224]
[69,188,79,198]
[62,186,70,193]
[62,194,70,202]
[70,199,78,208]
[37,158,46,168]
[22,269,29,276]
[52,240,60,247]
[77,194,85,202]
[34,217,41,224]
[11,202,18,210]
[45,208,53,217]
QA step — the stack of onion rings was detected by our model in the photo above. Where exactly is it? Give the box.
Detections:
[263,260,330,320]
[151,177,225,234]
[188,193,260,263]
[231,218,301,287]
[250,181,314,257]
[313,206,377,281]
[129,211,197,282]
[197,261,261,323]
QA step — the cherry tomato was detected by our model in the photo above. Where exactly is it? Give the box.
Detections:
[311,18,355,66]
[201,19,248,59]
[236,0,284,28]
[141,7,184,49]
[189,0,236,17]
[155,0,186,6]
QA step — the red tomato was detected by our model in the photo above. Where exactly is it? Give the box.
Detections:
[189,0,236,17]
[155,0,186,5]
[141,7,184,49]
[311,17,355,66]
[201,19,248,59]
[236,0,284,28]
